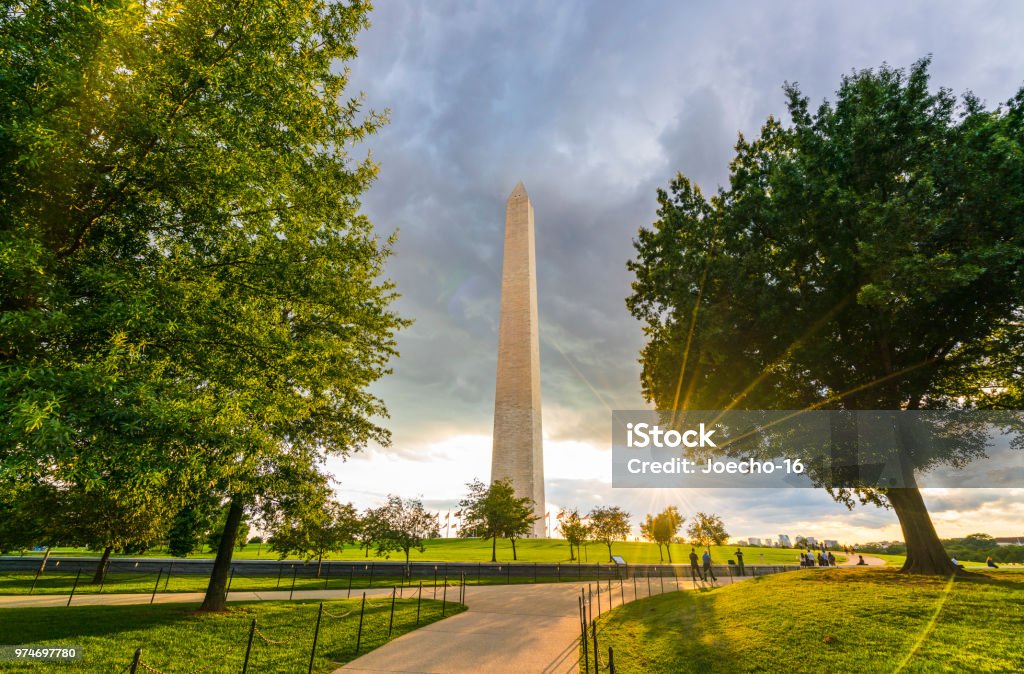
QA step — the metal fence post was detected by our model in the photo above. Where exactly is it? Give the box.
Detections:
[151,568,163,605]
[608,645,615,673]
[129,648,142,674]
[242,618,256,674]
[596,580,601,615]
[442,576,447,617]
[29,563,43,595]
[388,587,397,638]
[633,573,637,601]
[308,602,323,674]
[225,566,234,600]
[579,597,589,674]
[355,593,366,654]
[592,620,600,670]
[66,569,82,607]
[659,569,664,594]
[416,581,422,625]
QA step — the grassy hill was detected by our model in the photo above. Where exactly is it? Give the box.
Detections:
[5,539,817,565]
[587,569,1023,672]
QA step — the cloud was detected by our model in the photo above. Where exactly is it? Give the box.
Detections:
[328,1,1024,540]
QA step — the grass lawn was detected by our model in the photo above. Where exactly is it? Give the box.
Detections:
[0,597,463,673]
[585,568,1023,673]
[4,539,815,566]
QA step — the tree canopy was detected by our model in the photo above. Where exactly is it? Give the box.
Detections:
[1,0,406,609]
[641,506,683,562]
[458,479,535,563]
[587,506,631,562]
[627,58,1024,574]
[686,512,729,554]
[367,495,439,565]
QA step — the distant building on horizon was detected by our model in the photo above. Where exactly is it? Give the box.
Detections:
[824,539,840,549]
[778,534,791,547]
[805,537,818,547]
[994,536,1024,546]
[747,537,761,546]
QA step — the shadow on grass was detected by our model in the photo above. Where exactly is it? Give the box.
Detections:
[0,603,201,643]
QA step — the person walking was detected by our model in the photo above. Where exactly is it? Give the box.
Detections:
[702,549,717,581]
[735,548,745,576]
[689,548,704,581]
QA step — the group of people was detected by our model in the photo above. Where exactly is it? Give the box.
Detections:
[688,548,718,581]
[799,549,836,567]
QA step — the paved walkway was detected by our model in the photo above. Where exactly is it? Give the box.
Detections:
[337,575,749,674]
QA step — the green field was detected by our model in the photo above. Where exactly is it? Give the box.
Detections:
[3,539,819,566]
[0,597,464,673]
[583,569,1023,673]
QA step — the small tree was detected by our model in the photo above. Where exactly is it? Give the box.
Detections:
[458,479,534,562]
[687,512,729,556]
[556,509,589,561]
[641,507,683,563]
[503,494,537,561]
[368,496,439,565]
[588,506,631,562]
[640,514,661,561]
[269,500,359,577]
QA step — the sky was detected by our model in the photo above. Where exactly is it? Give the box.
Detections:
[323,1,1024,543]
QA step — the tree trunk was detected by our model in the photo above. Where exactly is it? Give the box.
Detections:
[199,497,244,612]
[607,542,613,562]
[568,541,575,561]
[658,544,663,562]
[667,546,673,564]
[92,545,113,584]
[491,536,497,563]
[511,538,517,561]
[887,487,960,575]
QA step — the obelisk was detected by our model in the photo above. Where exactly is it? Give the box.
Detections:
[491,181,545,537]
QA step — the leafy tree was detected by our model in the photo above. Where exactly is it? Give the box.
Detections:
[167,501,218,558]
[1,0,407,612]
[686,512,729,555]
[556,509,589,561]
[59,483,173,583]
[627,58,1024,575]
[588,506,631,562]
[368,496,439,565]
[502,491,536,561]
[458,479,535,563]
[206,504,250,556]
[355,508,382,558]
[269,499,359,577]
[641,506,683,562]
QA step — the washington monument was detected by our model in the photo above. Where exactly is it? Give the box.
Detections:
[491,181,546,537]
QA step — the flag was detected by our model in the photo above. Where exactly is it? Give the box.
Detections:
[454,510,462,517]
[545,512,550,519]
[557,512,565,520]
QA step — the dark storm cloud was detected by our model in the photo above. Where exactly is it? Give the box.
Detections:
[337,0,1024,540]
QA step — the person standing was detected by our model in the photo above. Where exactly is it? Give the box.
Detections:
[735,548,745,576]
[702,549,717,581]
[689,548,704,581]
